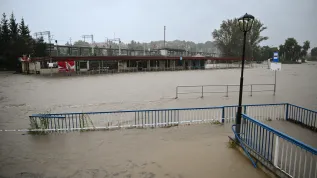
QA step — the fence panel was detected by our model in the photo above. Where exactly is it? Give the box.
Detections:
[223,104,286,123]
[29,107,224,131]
[287,104,317,130]
[28,104,289,132]
[175,84,275,98]
[241,114,317,178]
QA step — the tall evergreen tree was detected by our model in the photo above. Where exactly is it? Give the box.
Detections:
[0,13,10,55]
[18,17,33,55]
[9,13,18,41]
[33,37,48,57]
[19,18,30,38]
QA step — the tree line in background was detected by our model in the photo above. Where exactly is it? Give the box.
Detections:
[212,18,316,63]
[0,12,48,70]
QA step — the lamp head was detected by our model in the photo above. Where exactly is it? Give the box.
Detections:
[238,13,255,32]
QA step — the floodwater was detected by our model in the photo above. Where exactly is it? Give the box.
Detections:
[1,62,317,177]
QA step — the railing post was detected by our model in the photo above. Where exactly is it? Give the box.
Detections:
[285,103,289,120]
[250,85,253,96]
[273,136,279,166]
[201,86,204,98]
[175,86,178,99]
[244,105,247,114]
[274,70,277,95]
[222,107,225,123]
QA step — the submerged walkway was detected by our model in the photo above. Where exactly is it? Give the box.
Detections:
[0,124,268,178]
[265,120,317,148]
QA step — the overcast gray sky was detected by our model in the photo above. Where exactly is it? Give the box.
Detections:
[1,0,317,48]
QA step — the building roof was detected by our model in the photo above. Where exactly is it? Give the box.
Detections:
[158,48,187,52]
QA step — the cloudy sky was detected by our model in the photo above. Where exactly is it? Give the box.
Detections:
[1,0,317,48]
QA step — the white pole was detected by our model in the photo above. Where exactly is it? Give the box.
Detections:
[274,136,279,167]
[274,70,277,95]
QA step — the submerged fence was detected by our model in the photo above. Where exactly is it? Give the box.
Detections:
[240,114,317,178]
[175,84,276,98]
[25,103,317,132]
[27,103,294,132]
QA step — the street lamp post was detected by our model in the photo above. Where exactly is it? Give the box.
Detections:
[236,13,254,136]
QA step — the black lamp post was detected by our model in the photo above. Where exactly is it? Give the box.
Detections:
[236,13,254,136]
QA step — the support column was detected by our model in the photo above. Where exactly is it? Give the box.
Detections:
[147,60,150,71]
[188,60,192,70]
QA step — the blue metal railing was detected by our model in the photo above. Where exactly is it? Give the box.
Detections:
[240,114,317,178]
[29,106,225,131]
[287,103,317,130]
[27,103,317,133]
[28,103,288,131]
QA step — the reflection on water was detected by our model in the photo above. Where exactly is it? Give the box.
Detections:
[0,62,316,177]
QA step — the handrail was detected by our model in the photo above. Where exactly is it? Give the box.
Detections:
[242,114,317,155]
[31,103,288,117]
[175,84,276,98]
[288,103,317,114]
[232,124,257,168]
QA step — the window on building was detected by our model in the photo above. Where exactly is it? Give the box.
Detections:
[40,61,58,68]
[79,61,87,69]
[127,60,137,67]
[150,60,159,67]
[177,60,183,66]
[165,60,170,68]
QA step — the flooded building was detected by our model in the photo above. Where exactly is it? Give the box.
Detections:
[19,46,249,75]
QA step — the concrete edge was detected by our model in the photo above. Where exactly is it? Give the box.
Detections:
[228,136,291,178]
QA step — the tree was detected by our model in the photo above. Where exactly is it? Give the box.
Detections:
[73,40,90,47]
[0,13,10,55]
[279,38,308,62]
[18,17,33,55]
[311,47,317,57]
[0,12,48,70]
[310,47,317,61]
[212,18,268,58]
[255,46,278,62]
[33,37,48,57]
[9,13,18,41]
[300,41,310,57]
[0,13,10,68]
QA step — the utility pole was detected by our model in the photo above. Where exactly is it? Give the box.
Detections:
[82,34,94,55]
[34,31,52,76]
[108,37,121,55]
[164,26,166,48]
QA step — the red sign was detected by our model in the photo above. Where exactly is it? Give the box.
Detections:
[19,55,30,62]
[58,61,75,72]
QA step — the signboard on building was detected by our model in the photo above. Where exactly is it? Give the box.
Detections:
[58,61,75,72]
[19,55,30,62]
[48,63,54,68]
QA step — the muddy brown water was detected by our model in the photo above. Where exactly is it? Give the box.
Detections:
[0,62,317,177]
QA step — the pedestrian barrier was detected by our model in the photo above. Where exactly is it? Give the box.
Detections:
[26,103,289,132]
[11,103,316,178]
[287,103,317,130]
[239,114,317,178]
[175,84,276,98]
